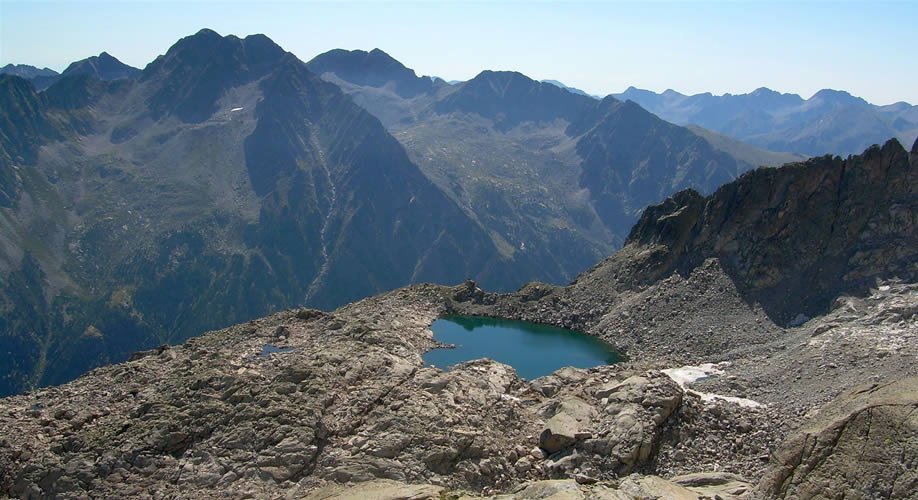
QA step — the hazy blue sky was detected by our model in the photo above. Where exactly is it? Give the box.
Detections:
[1,1,916,104]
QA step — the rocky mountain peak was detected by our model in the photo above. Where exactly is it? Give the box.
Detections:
[165,27,225,53]
[367,47,400,63]
[743,87,804,108]
[61,51,140,81]
[624,188,705,247]
[146,29,286,77]
[809,88,869,107]
[144,29,289,122]
[306,48,433,97]
[469,70,591,101]
[750,86,777,96]
[0,64,59,79]
[309,48,398,71]
[470,69,532,89]
[435,69,595,128]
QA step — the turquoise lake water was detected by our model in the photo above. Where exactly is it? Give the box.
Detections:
[423,316,622,379]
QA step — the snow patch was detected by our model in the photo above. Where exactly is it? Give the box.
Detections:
[230,107,244,112]
[661,362,723,386]
[662,362,762,408]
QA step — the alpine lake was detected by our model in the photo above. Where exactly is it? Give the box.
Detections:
[423,316,622,379]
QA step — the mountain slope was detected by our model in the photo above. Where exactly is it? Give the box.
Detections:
[310,52,773,285]
[542,79,597,98]
[570,98,743,230]
[686,125,805,167]
[0,30,507,396]
[617,86,918,156]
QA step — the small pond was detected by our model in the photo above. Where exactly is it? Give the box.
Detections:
[423,316,622,379]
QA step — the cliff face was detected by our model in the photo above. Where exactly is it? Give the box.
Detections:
[571,138,917,325]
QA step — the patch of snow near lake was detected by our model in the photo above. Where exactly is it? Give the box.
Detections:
[662,362,762,408]
[230,107,244,112]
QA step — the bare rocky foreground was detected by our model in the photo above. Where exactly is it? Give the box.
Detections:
[0,279,915,499]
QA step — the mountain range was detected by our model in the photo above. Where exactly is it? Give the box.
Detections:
[616,86,918,156]
[306,48,803,282]
[0,52,140,91]
[0,64,60,91]
[0,31,908,397]
[0,30,512,395]
[8,55,912,160]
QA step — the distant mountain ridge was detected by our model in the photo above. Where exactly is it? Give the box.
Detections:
[0,64,58,79]
[0,52,141,91]
[615,86,918,156]
[306,49,789,290]
[0,64,60,91]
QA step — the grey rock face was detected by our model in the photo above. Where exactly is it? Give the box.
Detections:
[758,378,918,499]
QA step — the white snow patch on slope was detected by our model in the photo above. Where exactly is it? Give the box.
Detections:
[662,362,762,408]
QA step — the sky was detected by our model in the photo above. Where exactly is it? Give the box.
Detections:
[1,0,916,104]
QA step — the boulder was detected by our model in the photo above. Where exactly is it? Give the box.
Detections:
[307,478,444,499]
[504,479,584,500]
[540,413,580,454]
[757,378,918,499]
